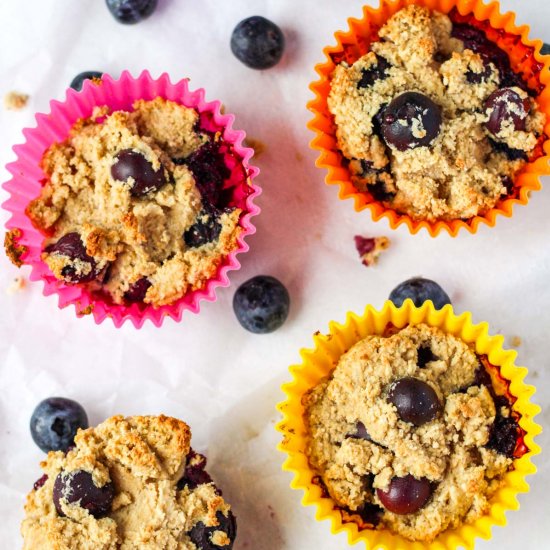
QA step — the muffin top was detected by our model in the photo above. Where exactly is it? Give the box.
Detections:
[303,324,521,542]
[21,415,236,550]
[328,5,545,221]
[25,97,248,307]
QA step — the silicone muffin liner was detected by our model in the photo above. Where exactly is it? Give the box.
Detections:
[307,0,550,236]
[2,70,261,328]
[276,299,541,549]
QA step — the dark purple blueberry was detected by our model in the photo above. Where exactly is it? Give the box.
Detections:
[541,43,550,56]
[346,421,373,442]
[183,212,222,248]
[389,277,451,309]
[473,363,493,388]
[465,65,492,84]
[355,502,383,525]
[33,474,48,491]
[231,16,285,70]
[376,475,433,514]
[368,179,395,202]
[488,137,528,161]
[484,88,530,136]
[177,450,213,491]
[358,55,391,88]
[417,346,437,368]
[111,149,167,197]
[105,0,157,24]
[188,510,237,550]
[184,142,230,209]
[372,103,388,137]
[233,275,290,334]
[380,92,442,151]
[388,377,441,426]
[501,176,515,196]
[487,413,518,457]
[53,470,114,518]
[69,71,104,91]
[124,277,151,303]
[46,233,98,283]
[30,397,88,453]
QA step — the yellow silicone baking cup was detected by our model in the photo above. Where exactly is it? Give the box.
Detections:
[307,0,550,236]
[276,300,541,549]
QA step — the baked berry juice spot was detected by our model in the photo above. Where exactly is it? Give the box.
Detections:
[322,4,548,223]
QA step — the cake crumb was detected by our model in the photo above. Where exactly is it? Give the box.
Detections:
[77,304,94,316]
[3,91,29,111]
[6,276,26,295]
[510,336,522,348]
[244,137,266,158]
[4,229,27,267]
[354,235,390,266]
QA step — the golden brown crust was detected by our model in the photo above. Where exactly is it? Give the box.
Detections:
[28,98,244,307]
[328,5,545,221]
[4,228,27,267]
[303,324,512,542]
[22,415,233,550]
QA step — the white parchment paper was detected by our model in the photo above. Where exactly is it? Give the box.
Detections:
[0,1,549,548]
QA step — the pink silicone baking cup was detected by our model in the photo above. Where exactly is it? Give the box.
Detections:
[2,71,261,328]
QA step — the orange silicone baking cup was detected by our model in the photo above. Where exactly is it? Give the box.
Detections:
[307,0,550,236]
[276,300,542,549]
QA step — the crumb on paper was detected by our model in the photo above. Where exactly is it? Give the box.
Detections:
[77,304,94,316]
[354,235,390,266]
[295,151,304,162]
[219,103,225,115]
[510,336,522,348]
[4,229,27,267]
[244,137,266,158]
[6,276,25,295]
[3,91,29,111]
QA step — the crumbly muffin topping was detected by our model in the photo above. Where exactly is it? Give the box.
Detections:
[27,98,247,307]
[328,5,545,221]
[22,415,236,550]
[303,324,520,542]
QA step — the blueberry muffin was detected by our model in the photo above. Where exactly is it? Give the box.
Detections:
[23,98,249,307]
[328,5,546,221]
[303,324,524,542]
[22,415,236,549]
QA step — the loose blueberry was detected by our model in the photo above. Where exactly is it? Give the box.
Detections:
[105,0,157,24]
[380,92,442,151]
[233,275,290,334]
[184,211,222,248]
[484,88,530,136]
[69,71,104,91]
[188,510,237,550]
[124,277,151,303]
[376,475,433,514]
[231,16,285,70]
[183,142,230,209]
[46,233,98,283]
[30,397,88,453]
[388,377,441,426]
[358,55,391,88]
[111,149,167,197]
[541,43,550,56]
[177,450,213,491]
[389,277,451,309]
[33,474,48,491]
[53,470,114,518]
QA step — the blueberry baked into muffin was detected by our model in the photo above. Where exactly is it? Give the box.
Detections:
[24,98,249,307]
[303,324,525,542]
[328,5,546,221]
[21,415,236,549]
